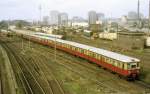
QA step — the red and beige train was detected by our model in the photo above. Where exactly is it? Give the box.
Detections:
[16,31,140,80]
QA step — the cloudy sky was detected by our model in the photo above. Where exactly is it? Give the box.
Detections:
[0,0,149,21]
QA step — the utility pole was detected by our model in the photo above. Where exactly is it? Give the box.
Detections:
[22,38,24,50]
[29,32,30,48]
[54,35,57,62]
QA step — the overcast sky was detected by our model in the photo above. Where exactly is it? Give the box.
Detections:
[0,0,149,21]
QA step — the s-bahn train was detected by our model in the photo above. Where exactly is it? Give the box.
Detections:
[17,32,140,80]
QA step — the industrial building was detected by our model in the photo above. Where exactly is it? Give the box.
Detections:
[116,32,145,50]
[88,11,97,25]
[58,13,68,27]
[50,10,59,25]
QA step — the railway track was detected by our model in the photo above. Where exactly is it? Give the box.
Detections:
[135,80,150,89]
[1,43,34,94]
[1,42,50,94]
[33,55,65,94]
[0,62,2,94]
[2,39,65,94]
[12,42,65,94]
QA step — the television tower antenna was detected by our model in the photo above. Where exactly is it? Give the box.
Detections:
[39,4,42,32]
[137,0,140,29]
[149,0,150,33]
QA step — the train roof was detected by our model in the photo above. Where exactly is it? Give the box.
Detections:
[31,34,140,63]
[34,32,63,39]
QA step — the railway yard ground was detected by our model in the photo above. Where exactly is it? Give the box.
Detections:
[0,31,150,94]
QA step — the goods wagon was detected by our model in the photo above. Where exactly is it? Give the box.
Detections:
[146,37,150,47]
[99,32,117,40]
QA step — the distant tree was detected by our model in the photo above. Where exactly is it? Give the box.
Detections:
[0,21,8,30]
[15,20,30,29]
[15,21,23,29]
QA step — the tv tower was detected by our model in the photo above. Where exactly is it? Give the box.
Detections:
[149,0,150,26]
[137,0,140,28]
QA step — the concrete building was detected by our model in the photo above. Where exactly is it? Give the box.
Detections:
[58,13,68,27]
[128,11,138,20]
[72,16,85,23]
[116,32,145,50]
[88,11,97,25]
[43,16,49,25]
[97,13,105,21]
[72,22,88,27]
[50,10,59,25]
[121,16,128,24]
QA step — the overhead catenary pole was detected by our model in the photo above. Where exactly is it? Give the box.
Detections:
[54,35,57,62]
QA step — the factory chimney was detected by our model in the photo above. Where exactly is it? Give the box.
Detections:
[137,0,140,28]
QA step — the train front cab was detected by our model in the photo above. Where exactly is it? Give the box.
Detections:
[126,62,140,80]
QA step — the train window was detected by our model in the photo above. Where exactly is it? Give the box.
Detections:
[75,47,77,51]
[93,53,96,58]
[117,62,120,67]
[127,64,130,69]
[131,65,136,68]
[68,45,71,48]
[81,49,84,53]
[101,56,104,61]
[108,58,111,64]
[87,50,89,55]
[88,51,91,56]
[104,57,106,62]
[137,62,139,67]
[107,58,110,63]
[77,48,79,52]
[105,57,107,62]
[95,54,98,59]
[106,57,109,63]
[122,64,125,69]
[91,52,93,57]
[114,61,117,66]
[70,46,72,50]
[92,52,95,57]
[72,46,74,50]
[84,50,86,54]
[79,48,82,52]
[78,48,79,52]
[98,55,101,60]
